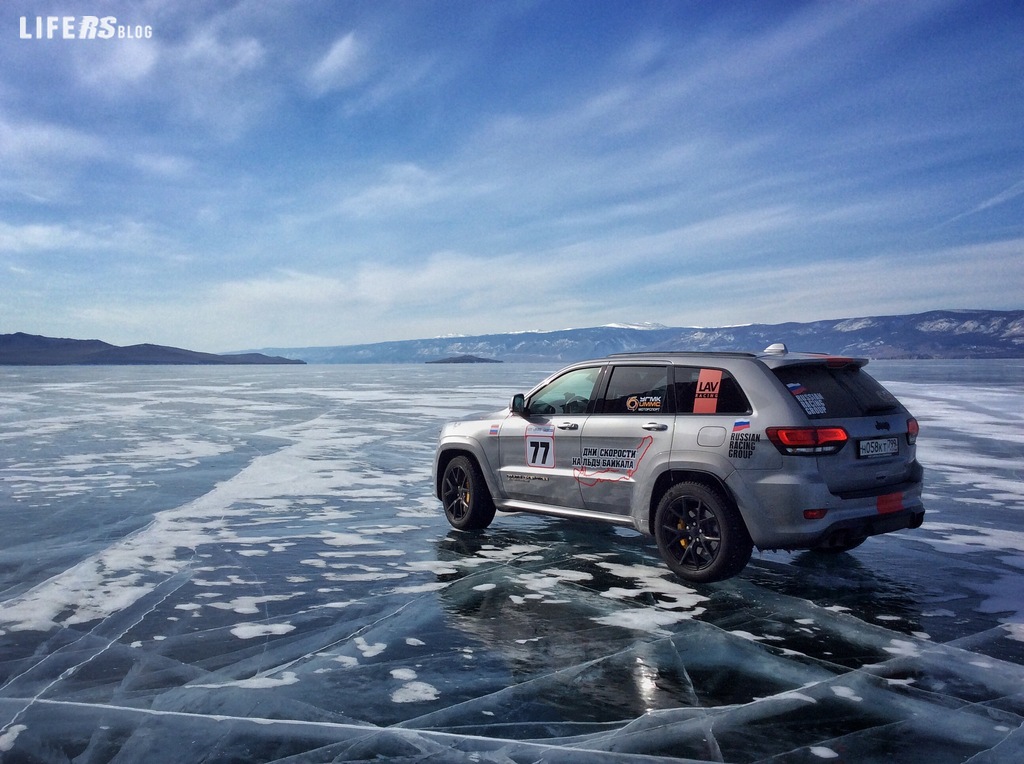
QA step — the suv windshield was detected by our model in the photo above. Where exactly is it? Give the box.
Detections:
[772,364,900,420]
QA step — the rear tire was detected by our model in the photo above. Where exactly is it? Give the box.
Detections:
[441,455,495,530]
[654,482,752,583]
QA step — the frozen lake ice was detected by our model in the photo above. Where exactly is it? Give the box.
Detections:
[0,360,1022,762]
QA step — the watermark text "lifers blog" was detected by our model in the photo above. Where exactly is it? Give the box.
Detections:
[20,16,152,40]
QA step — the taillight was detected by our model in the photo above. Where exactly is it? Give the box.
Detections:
[766,426,849,456]
[906,418,919,445]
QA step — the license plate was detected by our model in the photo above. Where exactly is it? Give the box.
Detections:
[858,437,898,458]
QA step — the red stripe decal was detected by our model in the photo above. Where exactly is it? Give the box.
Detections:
[877,492,904,514]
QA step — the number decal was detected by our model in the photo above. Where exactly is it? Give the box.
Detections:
[527,439,552,466]
[525,424,555,468]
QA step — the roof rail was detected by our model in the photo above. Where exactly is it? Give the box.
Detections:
[606,350,758,359]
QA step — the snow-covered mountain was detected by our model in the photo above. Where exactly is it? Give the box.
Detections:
[256,309,1024,363]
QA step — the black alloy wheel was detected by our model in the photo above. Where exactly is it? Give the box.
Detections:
[654,482,753,583]
[441,455,495,530]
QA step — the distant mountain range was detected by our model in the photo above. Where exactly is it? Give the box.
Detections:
[6,310,1020,366]
[0,333,304,365]
[254,309,1024,363]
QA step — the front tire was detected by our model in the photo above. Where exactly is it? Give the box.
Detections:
[441,456,495,530]
[654,482,752,583]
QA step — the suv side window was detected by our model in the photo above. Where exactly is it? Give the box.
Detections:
[527,366,601,416]
[673,367,751,415]
[599,365,672,414]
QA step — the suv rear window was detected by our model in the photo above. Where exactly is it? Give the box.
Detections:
[772,365,900,419]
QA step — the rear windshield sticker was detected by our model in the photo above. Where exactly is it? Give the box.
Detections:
[787,382,827,416]
[694,368,722,414]
[796,392,827,416]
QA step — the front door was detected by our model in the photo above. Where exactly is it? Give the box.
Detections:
[498,365,602,508]
[577,364,675,516]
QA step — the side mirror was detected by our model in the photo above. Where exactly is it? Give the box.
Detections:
[511,393,526,415]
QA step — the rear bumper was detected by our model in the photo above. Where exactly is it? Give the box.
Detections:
[811,504,925,550]
[727,463,925,551]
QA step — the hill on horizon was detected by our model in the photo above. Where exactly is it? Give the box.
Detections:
[252,309,1024,363]
[0,333,304,366]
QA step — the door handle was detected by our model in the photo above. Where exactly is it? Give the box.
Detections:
[642,422,668,431]
[557,422,579,430]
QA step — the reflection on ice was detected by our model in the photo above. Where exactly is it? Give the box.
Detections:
[0,363,1022,761]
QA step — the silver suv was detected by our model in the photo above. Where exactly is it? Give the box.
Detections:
[433,345,924,583]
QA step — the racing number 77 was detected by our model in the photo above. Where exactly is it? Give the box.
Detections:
[526,438,554,467]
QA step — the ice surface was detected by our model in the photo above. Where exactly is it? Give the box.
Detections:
[0,361,1022,762]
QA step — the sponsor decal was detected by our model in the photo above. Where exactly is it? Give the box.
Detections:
[524,424,555,468]
[729,422,761,459]
[794,392,827,416]
[693,368,722,414]
[626,394,663,413]
[573,436,654,486]
[786,382,827,415]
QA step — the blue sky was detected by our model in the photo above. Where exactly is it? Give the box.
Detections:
[1,0,1022,352]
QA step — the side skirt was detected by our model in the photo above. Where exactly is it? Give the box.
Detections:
[495,499,638,528]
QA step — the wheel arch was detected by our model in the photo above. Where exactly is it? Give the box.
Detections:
[645,468,740,535]
[434,442,500,501]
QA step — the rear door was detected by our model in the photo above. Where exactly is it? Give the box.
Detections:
[578,364,675,516]
[498,365,602,508]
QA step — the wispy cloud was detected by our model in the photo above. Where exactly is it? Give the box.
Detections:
[308,32,367,95]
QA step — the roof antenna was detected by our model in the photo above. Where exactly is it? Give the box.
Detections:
[764,343,788,355]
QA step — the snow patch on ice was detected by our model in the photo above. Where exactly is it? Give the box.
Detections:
[0,725,27,752]
[831,685,863,702]
[592,562,708,632]
[354,636,387,658]
[230,623,296,639]
[391,681,440,703]
[193,671,299,689]
[883,639,922,658]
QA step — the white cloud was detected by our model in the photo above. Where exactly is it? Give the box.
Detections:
[75,38,159,87]
[643,238,1024,328]
[181,29,265,75]
[0,220,159,256]
[0,117,106,163]
[308,32,367,95]
[132,152,194,178]
[0,222,102,253]
[335,163,447,217]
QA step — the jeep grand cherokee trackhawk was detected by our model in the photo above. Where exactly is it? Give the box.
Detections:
[433,345,924,583]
